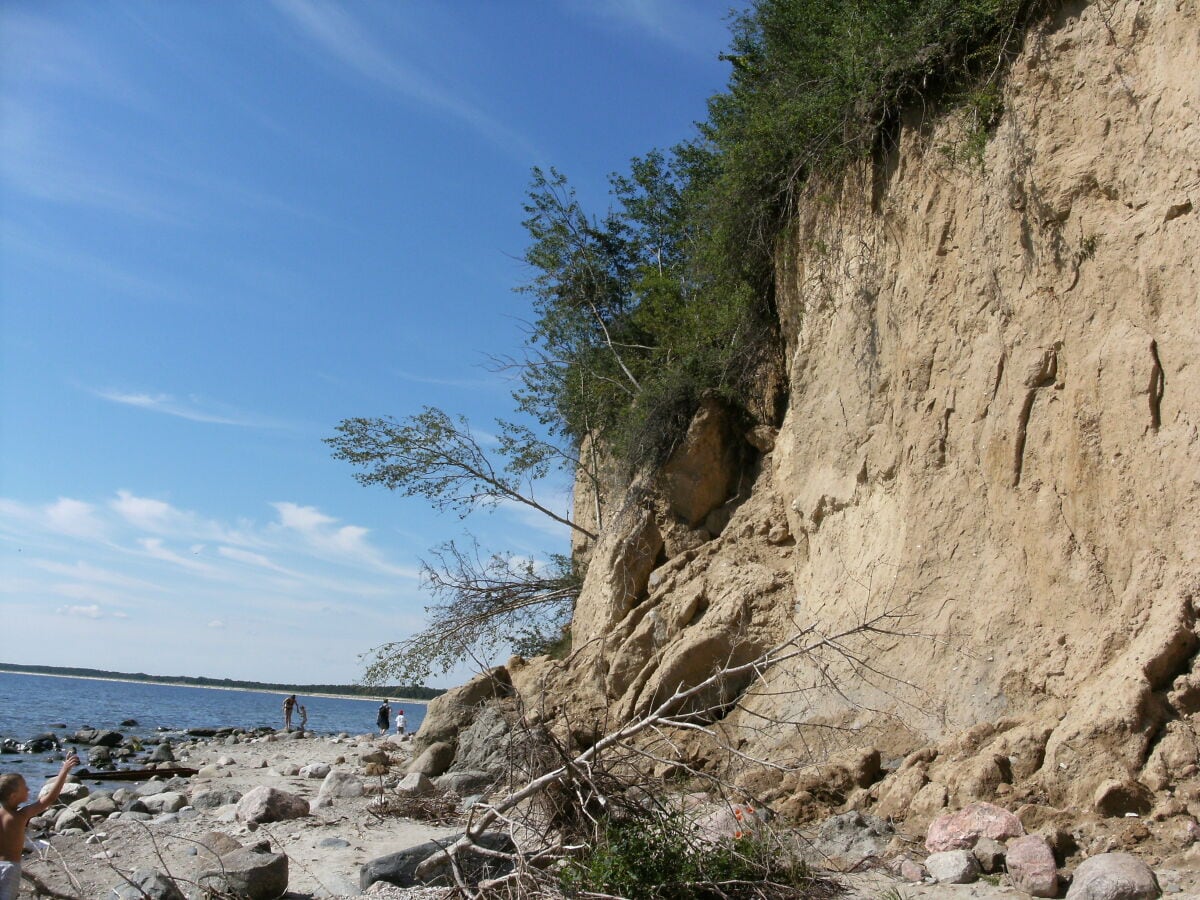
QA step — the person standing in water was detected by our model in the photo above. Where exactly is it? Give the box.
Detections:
[282,694,297,731]
[1,751,80,900]
[297,704,308,732]
[376,700,391,735]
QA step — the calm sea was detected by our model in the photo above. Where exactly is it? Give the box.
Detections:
[0,671,426,785]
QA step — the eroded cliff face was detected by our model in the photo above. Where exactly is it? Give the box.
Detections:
[505,0,1198,823]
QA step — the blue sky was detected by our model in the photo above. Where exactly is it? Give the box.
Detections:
[0,1,738,685]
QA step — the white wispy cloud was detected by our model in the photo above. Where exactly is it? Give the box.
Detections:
[137,537,215,574]
[28,559,159,590]
[271,501,419,579]
[392,368,507,391]
[269,0,538,162]
[570,0,730,56]
[56,604,104,619]
[91,389,285,429]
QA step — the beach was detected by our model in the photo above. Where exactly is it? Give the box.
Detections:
[21,729,454,899]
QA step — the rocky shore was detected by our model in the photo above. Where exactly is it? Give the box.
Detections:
[8,709,1194,899]
[20,727,458,899]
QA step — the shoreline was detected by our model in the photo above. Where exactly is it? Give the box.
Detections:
[0,669,433,705]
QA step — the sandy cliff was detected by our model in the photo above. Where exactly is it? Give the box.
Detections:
[477,0,1199,828]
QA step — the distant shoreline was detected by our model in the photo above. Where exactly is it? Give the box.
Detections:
[0,669,433,705]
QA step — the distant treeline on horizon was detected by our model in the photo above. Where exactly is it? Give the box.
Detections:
[0,662,445,700]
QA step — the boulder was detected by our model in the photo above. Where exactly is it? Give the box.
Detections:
[141,792,188,814]
[111,868,186,900]
[661,396,738,527]
[434,771,495,796]
[1065,853,1160,900]
[54,808,88,832]
[299,763,331,779]
[191,789,243,810]
[149,743,175,763]
[874,765,929,820]
[412,667,513,754]
[972,836,1007,873]
[408,742,455,777]
[926,802,1025,851]
[360,832,516,890]
[198,848,288,900]
[317,770,365,802]
[925,850,980,884]
[193,831,243,865]
[450,705,512,774]
[91,730,124,748]
[40,781,88,805]
[395,773,436,798]
[1006,835,1059,897]
[810,811,894,867]
[81,794,119,817]
[235,786,309,824]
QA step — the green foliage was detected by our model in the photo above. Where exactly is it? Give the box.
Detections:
[699,0,1046,263]
[515,0,1049,472]
[561,814,814,899]
[514,156,776,471]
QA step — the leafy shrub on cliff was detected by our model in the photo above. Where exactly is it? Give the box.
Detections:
[561,813,817,899]
[518,0,1050,471]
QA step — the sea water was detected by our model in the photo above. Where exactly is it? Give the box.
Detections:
[0,671,426,786]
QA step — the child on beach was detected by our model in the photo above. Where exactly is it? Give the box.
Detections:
[394,709,406,736]
[0,751,80,900]
[298,705,307,731]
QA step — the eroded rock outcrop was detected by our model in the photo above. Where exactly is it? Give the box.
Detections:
[416,0,1200,857]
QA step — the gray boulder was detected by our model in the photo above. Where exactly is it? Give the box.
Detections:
[192,788,243,810]
[972,836,1006,873]
[1066,853,1160,900]
[412,667,512,754]
[141,791,188,814]
[193,831,244,866]
[235,786,309,824]
[407,741,454,777]
[198,848,288,900]
[810,811,894,866]
[91,730,124,747]
[299,762,331,779]
[80,793,118,817]
[450,705,512,774]
[317,770,364,802]
[434,771,496,796]
[112,868,185,900]
[149,742,175,763]
[395,772,436,798]
[39,780,87,805]
[360,832,516,890]
[926,849,980,884]
[54,808,88,832]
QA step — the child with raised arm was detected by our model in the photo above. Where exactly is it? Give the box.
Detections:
[0,751,80,900]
